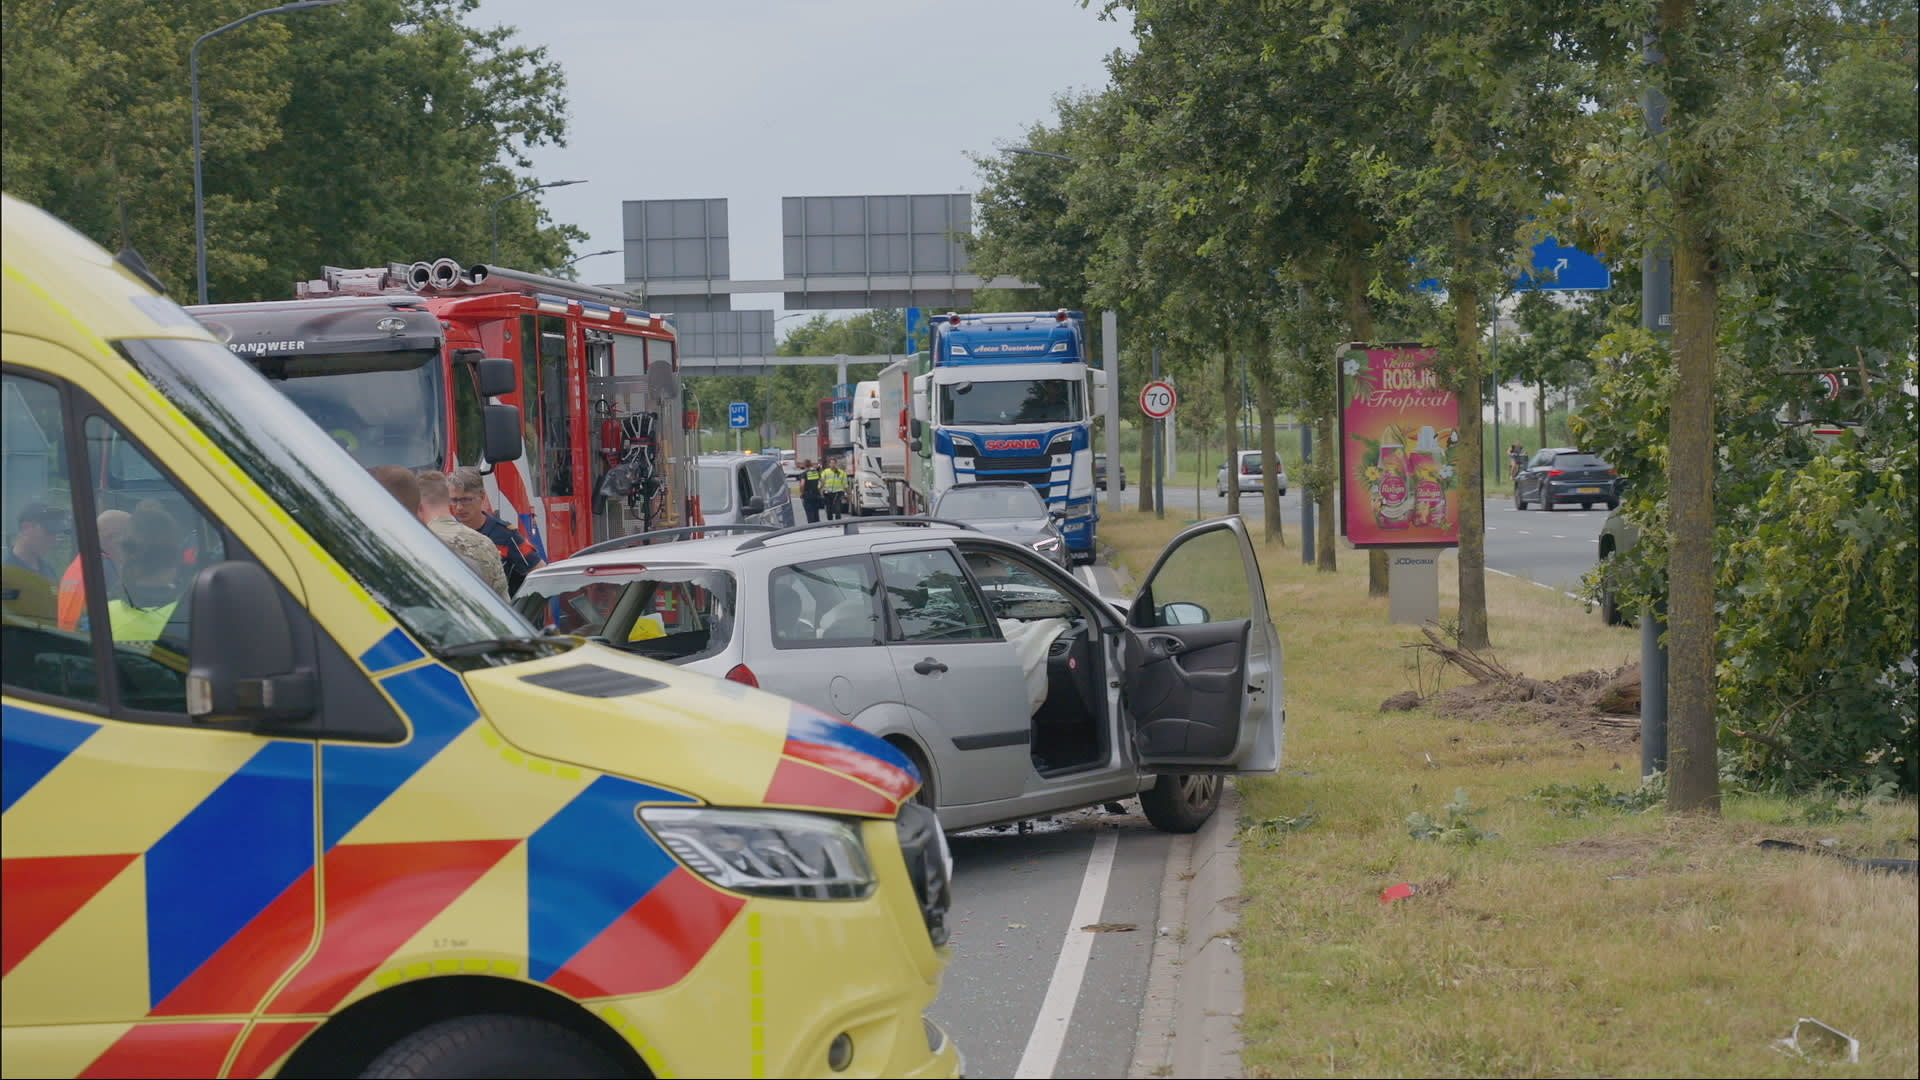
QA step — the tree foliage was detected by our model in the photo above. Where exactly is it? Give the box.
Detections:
[1,0,580,302]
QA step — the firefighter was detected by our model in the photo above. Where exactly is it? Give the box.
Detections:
[799,460,824,524]
[821,457,849,521]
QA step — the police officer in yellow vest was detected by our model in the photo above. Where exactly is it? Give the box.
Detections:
[107,503,191,655]
[820,457,849,521]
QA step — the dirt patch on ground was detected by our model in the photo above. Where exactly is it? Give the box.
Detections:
[1416,663,1644,751]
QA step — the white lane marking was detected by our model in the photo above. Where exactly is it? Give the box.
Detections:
[1014,829,1119,1079]
[1552,534,1568,540]
[1487,564,1584,602]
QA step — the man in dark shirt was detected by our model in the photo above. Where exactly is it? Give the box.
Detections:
[5,501,67,582]
[450,467,542,593]
[798,461,824,524]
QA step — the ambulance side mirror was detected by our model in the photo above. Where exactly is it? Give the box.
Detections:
[186,561,317,726]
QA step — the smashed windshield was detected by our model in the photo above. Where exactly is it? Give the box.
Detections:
[272,352,444,470]
[939,377,1083,426]
[518,568,735,664]
[118,336,536,662]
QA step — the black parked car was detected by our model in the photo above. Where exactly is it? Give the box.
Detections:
[1515,448,1619,511]
[1094,453,1127,491]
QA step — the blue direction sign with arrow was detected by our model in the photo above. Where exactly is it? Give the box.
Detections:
[1514,238,1611,292]
[728,402,750,429]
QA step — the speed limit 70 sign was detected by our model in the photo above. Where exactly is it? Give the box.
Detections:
[1139,380,1177,419]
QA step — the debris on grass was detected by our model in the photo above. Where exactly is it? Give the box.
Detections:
[1773,1018,1861,1063]
[1379,882,1418,904]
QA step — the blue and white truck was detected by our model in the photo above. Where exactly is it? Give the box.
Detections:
[910,310,1105,563]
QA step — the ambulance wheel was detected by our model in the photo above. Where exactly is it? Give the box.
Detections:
[1140,774,1221,833]
[360,1014,629,1079]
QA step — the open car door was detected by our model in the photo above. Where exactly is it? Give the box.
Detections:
[1122,516,1282,773]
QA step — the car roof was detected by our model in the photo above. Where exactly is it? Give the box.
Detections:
[526,518,990,577]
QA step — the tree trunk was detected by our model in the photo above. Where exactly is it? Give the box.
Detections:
[1223,339,1240,518]
[1666,186,1721,815]
[1254,350,1284,545]
[1537,383,1548,448]
[1453,213,1490,651]
[1347,258,1387,596]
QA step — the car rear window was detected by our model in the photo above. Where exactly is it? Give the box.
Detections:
[516,568,736,663]
[1554,454,1610,470]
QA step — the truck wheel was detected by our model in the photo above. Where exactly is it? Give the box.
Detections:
[359,1015,629,1079]
[1140,774,1221,833]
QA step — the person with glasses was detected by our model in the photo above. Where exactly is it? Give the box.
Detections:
[449,467,542,594]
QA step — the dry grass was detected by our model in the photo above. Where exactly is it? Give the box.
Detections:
[1102,508,1920,1078]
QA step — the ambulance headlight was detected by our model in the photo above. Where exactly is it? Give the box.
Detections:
[639,807,876,900]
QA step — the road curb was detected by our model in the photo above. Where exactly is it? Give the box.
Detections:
[1129,785,1245,1079]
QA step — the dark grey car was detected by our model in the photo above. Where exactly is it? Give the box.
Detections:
[1515,448,1620,511]
[932,482,1070,568]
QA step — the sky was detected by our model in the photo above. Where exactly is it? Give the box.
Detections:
[469,0,1136,330]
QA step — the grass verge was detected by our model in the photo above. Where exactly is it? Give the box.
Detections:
[1102,509,1918,1078]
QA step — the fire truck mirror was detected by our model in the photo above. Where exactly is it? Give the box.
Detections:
[482,402,523,464]
[473,356,516,399]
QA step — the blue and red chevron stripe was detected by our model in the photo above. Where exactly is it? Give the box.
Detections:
[768,704,920,812]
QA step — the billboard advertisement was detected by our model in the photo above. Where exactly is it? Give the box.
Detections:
[1338,344,1461,549]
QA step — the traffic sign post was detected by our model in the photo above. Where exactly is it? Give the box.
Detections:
[1139,380,1177,419]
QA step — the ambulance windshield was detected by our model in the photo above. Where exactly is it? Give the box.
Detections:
[117,336,540,662]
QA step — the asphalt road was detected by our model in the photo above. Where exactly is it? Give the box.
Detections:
[930,805,1172,1080]
[1139,484,1607,596]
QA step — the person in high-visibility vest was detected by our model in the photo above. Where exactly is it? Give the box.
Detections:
[799,461,824,523]
[820,458,849,521]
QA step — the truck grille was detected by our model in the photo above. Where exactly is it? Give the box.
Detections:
[975,453,1053,473]
[894,802,951,947]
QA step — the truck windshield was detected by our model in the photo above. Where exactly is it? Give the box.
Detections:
[939,377,1082,426]
[117,336,538,662]
[268,351,445,470]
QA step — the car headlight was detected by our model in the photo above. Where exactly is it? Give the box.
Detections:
[639,806,876,900]
[1033,535,1063,552]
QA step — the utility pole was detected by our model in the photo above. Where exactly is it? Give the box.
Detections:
[1641,33,1673,782]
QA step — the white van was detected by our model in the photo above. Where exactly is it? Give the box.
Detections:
[695,452,796,527]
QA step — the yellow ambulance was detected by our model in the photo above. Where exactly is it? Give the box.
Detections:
[0,193,960,1079]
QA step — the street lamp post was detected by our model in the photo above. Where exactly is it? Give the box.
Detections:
[558,248,619,272]
[192,0,342,304]
[490,179,587,265]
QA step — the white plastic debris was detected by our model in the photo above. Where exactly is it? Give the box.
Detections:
[1773,1018,1860,1064]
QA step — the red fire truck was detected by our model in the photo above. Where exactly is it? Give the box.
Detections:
[190,259,696,562]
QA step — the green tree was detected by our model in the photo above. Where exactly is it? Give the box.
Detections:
[1,0,578,302]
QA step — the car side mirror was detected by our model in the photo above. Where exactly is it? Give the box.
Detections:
[186,561,316,725]
[1161,601,1210,626]
[473,356,516,399]
[744,496,767,514]
[483,403,523,464]
[910,418,924,439]
[1048,509,1066,523]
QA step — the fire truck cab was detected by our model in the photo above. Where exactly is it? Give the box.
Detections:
[190,261,693,563]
